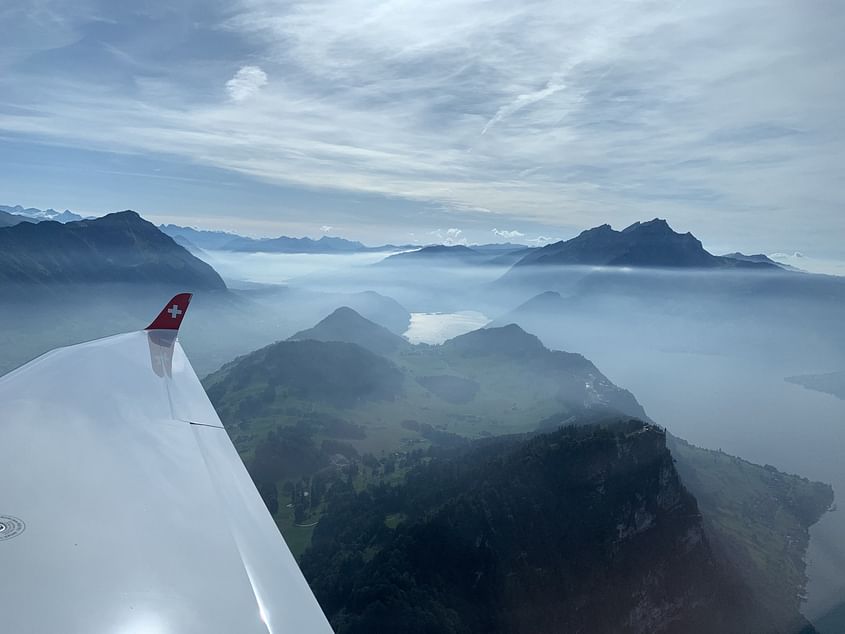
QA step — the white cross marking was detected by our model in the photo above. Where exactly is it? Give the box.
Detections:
[167,304,183,319]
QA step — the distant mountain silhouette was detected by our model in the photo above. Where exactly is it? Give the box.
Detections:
[160,223,411,254]
[290,306,410,356]
[489,291,570,326]
[170,234,207,256]
[0,204,84,223]
[0,209,35,228]
[486,245,538,266]
[226,234,369,253]
[160,224,244,251]
[785,370,845,400]
[722,252,798,271]
[0,211,225,289]
[380,243,532,267]
[513,219,776,270]
[379,244,485,265]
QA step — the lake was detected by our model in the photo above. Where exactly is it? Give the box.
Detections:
[404,311,491,344]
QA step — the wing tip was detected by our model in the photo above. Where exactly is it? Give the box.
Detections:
[146,293,193,331]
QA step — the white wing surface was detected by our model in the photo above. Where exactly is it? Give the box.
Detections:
[0,295,333,634]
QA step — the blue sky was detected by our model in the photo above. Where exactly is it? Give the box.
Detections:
[1,0,843,257]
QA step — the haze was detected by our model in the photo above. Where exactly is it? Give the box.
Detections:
[2,0,844,631]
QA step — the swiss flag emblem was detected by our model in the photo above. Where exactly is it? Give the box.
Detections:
[146,293,193,331]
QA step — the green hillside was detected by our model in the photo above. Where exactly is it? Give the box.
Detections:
[205,312,647,464]
[204,308,832,631]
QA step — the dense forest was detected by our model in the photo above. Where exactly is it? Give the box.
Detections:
[300,420,788,633]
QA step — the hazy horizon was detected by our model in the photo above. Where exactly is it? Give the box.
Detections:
[2,0,844,260]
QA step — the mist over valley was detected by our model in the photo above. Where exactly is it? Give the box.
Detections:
[2,208,843,632]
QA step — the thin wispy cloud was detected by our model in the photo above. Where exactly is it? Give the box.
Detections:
[0,0,842,255]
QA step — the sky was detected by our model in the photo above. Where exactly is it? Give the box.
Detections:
[0,0,843,258]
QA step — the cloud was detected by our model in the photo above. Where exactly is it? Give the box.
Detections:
[0,0,843,255]
[482,79,567,135]
[492,228,525,240]
[430,227,467,246]
[225,65,268,102]
[769,252,845,276]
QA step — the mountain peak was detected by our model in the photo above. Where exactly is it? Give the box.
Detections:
[89,210,144,224]
[444,323,546,357]
[0,210,226,289]
[326,306,363,320]
[622,218,673,234]
[290,306,408,356]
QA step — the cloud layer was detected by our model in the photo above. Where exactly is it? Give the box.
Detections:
[0,0,843,255]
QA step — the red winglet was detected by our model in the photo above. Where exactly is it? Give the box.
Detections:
[146,293,193,331]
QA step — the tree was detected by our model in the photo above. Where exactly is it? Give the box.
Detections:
[257,481,279,516]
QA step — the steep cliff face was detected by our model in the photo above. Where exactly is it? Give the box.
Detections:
[669,435,832,634]
[301,421,767,633]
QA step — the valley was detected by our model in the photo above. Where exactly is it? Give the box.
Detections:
[2,209,842,632]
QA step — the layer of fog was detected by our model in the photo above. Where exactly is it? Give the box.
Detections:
[7,250,843,617]
[769,252,845,277]
[198,249,400,287]
[207,252,843,617]
[195,249,517,311]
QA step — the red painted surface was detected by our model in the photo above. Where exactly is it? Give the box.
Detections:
[145,293,193,331]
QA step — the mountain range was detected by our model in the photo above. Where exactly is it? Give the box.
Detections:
[379,244,537,268]
[511,219,781,270]
[785,371,845,400]
[0,204,85,223]
[3,210,815,274]
[160,223,412,254]
[722,252,800,270]
[161,223,538,256]
[0,209,36,228]
[204,307,831,633]
[0,202,837,632]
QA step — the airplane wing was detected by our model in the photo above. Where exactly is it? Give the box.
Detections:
[0,294,333,633]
